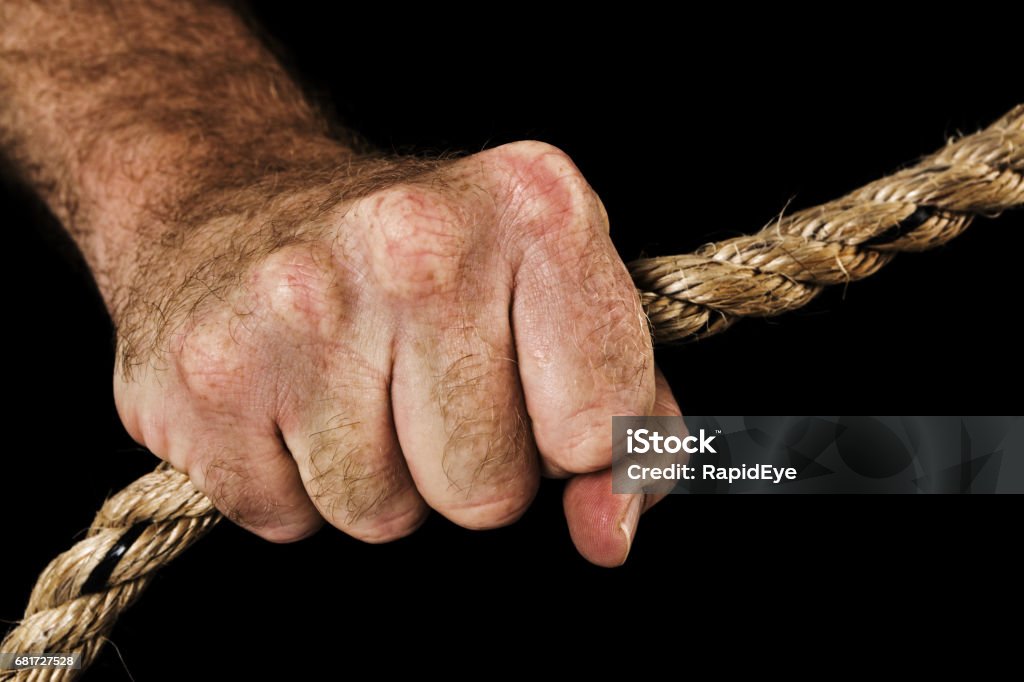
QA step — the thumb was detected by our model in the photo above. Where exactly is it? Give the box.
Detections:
[563,365,682,566]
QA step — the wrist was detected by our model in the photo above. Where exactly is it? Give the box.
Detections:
[74,129,356,316]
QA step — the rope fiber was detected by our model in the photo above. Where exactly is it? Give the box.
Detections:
[3,105,1022,681]
[632,105,1023,340]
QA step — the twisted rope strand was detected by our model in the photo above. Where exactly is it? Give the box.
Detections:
[3,105,1022,680]
[631,104,1023,341]
[1,466,218,681]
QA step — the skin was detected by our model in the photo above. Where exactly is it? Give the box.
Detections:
[0,0,680,566]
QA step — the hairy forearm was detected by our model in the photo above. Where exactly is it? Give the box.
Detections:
[0,0,353,314]
[0,2,666,570]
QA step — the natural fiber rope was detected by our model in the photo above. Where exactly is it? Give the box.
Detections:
[3,105,1021,681]
[633,104,1024,341]
[1,465,218,681]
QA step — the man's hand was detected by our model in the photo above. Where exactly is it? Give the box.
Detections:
[1,1,681,566]
[115,141,680,564]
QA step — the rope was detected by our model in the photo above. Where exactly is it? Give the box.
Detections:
[3,105,1021,680]
[632,104,1023,341]
[0,466,218,681]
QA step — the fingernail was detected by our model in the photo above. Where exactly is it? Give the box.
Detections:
[618,495,644,563]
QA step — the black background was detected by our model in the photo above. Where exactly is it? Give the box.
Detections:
[2,7,1020,679]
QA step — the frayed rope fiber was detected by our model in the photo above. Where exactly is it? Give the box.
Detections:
[3,105,1022,681]
[632,105,1023,341]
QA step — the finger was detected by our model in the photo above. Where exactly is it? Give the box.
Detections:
[391,290,539,529]
[181,426,323,543]
[280,359,430,543]
[114,318,322,543]
[563,364,680,566]
[356,183,539,530]
[502,147,655,474]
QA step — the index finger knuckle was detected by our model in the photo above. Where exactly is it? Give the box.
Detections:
[484,141,608,254]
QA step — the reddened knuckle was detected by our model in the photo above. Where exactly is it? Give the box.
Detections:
[252,244,337,328]
[489,140,601,243]
[171,320,282,419]
[364,185,467,298]
[498,140,580,183]
[175,325,245,397]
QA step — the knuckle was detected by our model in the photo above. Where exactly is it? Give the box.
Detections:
[495,140,582,189]
[363,185,469,299]
[487,140,604,246]
[174,324,250,401]
[251,243,338,332]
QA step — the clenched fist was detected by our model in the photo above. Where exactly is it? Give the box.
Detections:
[1,1,681,566]
[115,143,678,564]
